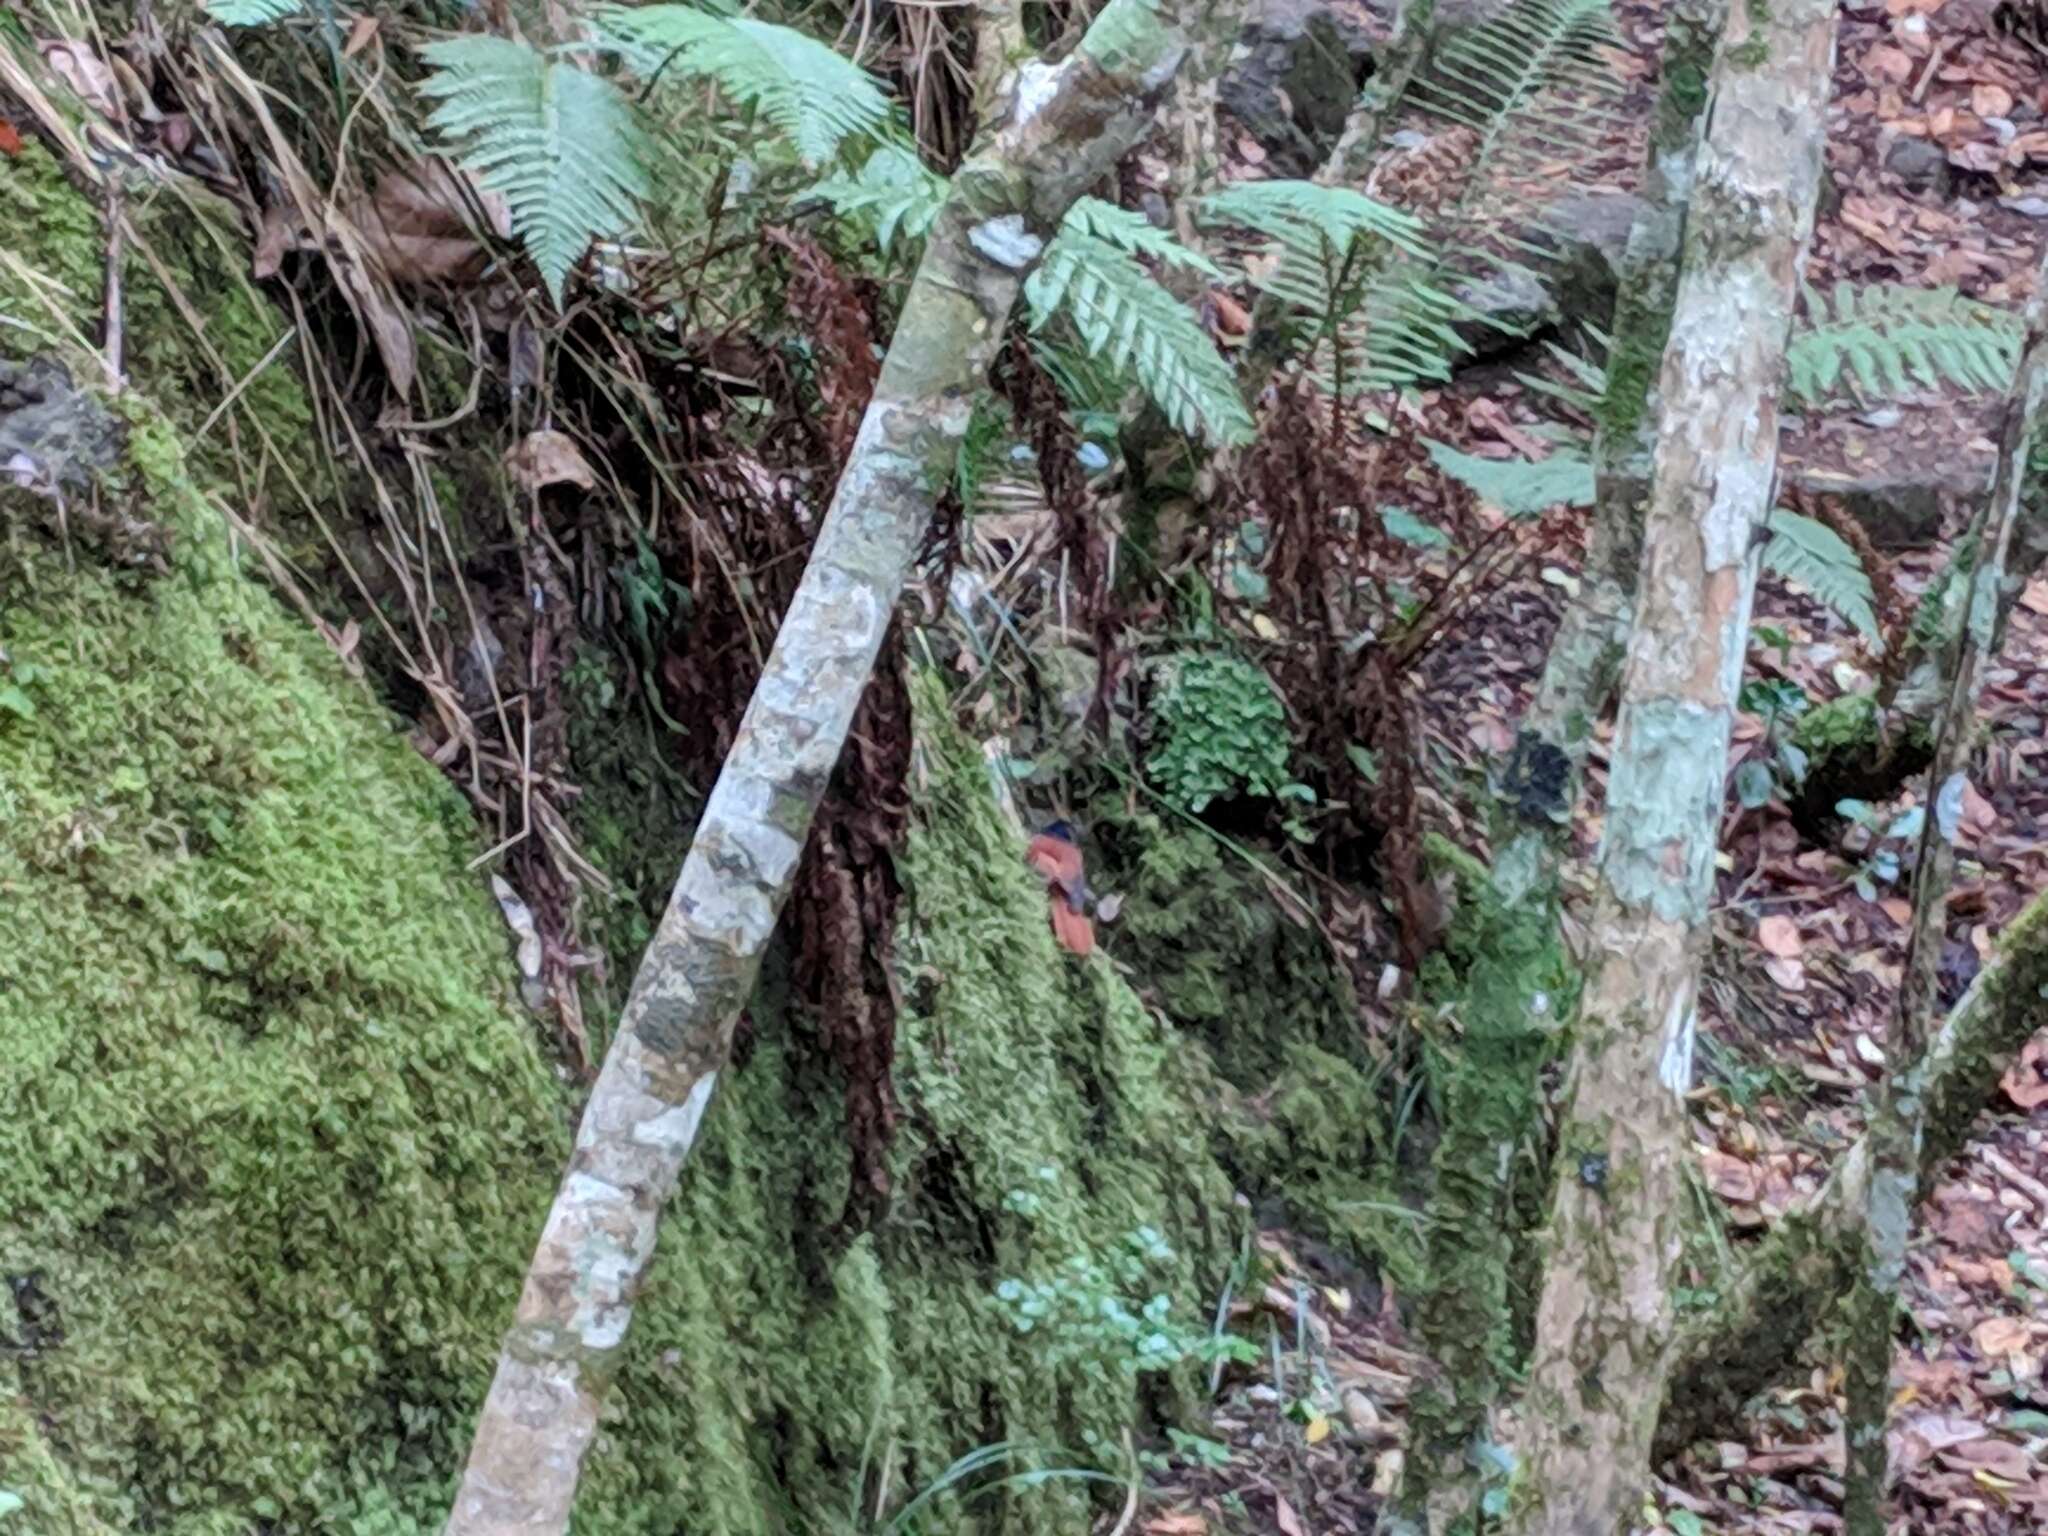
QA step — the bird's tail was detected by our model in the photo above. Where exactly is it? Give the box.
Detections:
[1049,897,1095,957]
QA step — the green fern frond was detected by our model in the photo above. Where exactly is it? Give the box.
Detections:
[1764,506,1882,644]
[809,143,948,254]
[1788,282,2019,404]
[1315,269,1474,393]
[1408,0,1624,232]
[597,3,892,166]
[1064,198,1222,277]
[1515,330,1610,415]
[420,37,650,306]
[1199,181,1464,391]
[1425,439,1595,515]
[1025,228,1252,446]
[1198,181,1431,263]
[204,0,303,23]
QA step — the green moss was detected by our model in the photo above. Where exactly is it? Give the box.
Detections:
[1390,832,1571,1529]
[1101,812,1355,1084]
[0,405,569,1532]
[1,145,324,548]
[572,674,1244,1535]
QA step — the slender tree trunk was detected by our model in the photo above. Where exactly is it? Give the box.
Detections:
[442,4,1245,1530]
[1503,5,1837,1532]
[1838,256,2048,1536]
[1657,884,2048,1457]
[1514,0,1723,786]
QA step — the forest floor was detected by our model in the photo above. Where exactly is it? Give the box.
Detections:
[1127,0,2048,1532]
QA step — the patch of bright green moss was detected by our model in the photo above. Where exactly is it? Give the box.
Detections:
[0,407,570,1533]
[1,148,316,481]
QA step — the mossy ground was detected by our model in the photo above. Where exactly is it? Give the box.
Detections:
[2,139,1383,1536]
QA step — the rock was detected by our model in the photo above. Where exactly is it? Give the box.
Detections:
[1217,0,1376,178]
[1449,192,1650,364]
[0,356,122,492]
[1885,134,1954,197]
[1530,189,1651,322]
[1791,463,1995,548]
[1451,262,1558,354]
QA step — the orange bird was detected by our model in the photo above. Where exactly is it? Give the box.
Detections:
[1025,820,1095,957]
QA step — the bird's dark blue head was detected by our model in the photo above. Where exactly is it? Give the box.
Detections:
[1041,819,1079,844]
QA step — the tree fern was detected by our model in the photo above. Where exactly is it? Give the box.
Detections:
[1787,282,2019,404]
[1764,505,1882,644]
[205,0,303,23]
[1065,197,1222,277]
[419,37,649,306]
[1198,181,1466,393]
[1025,220,1252,446]
[596,3,892,167]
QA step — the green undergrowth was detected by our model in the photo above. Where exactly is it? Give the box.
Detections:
[0,146,320,516]
[569,677,1250,1535]
[1094,808,1401,1264]
[1,128,1389,1536]
[1392,831,1572,1526]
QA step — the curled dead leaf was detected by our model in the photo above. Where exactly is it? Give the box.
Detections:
[1758,915,1805,959]
[2002,1036,2048,1111]
[40,42,120,120]
[506,430,598,495]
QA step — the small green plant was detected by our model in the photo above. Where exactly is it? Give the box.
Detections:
[1147,650,1301,815]
[991,1219,1257,1385]
[1732,672,1810,811]
[1836,797,1925,900]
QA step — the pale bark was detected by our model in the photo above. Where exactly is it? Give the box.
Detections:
[1839,256,2048,1536]
[442,4,1246,1531]
[1513,0,1722,788]
[1503,4,1837,1532]
[1380,15,1725,1533]
[1657,885,2048,1456]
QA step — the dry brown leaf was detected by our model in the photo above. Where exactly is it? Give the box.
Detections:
[343,13,381,57]
[1141,1514,1209,1535]
[1758,915,1805,958]
[506,430,598,495]
[1972,1316,2035,1358]
[1974,83,2015,117]
[1210,289,1251,340]
[1764,955,1807,993]
[2019,578,2048,617]
[349,159,512,289]
[1274,1493,1307,1536]
[2002,1036,2048,1111]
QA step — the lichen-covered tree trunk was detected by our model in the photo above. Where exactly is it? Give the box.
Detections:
[1503,5,1837,1532]
[443,4,1246,1531]
[1657,887,2048,1456]
[1514,0,1722,783]
[1385,13,1725,1533]
[1838,258,2048,1536]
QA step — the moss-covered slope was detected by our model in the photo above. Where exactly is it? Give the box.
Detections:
[0,140,1367,1536]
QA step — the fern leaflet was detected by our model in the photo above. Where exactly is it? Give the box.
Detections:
[1025,225,1252,446]
[1065,198,1222,277]
[1788,282,2019,404]
[597,3,892,167]
[419,38,650,306]
[808,143,948,254]
[1764,506,1882,644]
[205,0,303,22]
